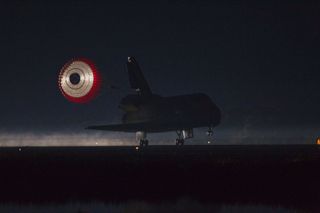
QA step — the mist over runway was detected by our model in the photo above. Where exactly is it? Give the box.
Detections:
[0,126,318,146]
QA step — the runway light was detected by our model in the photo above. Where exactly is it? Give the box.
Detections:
[18,148,21,152]
[135,146,139,151]
[317,138,320,145]
[208,141,211,144]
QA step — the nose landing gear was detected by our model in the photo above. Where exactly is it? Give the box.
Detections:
[206,126,214,144]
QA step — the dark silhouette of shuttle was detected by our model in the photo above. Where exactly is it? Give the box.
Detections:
[87,57,221,146]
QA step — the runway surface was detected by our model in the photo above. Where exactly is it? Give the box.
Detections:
[0,144,319,211]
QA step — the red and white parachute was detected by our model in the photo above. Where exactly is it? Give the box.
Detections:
[58,58,101,103]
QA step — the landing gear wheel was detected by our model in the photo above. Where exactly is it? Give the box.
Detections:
[176,139,184,146]
[206,130,213,136]
[139,139,149,147]
[206,128,213,136]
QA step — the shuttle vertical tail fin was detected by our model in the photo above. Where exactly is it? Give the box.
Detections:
[127,57,152,96]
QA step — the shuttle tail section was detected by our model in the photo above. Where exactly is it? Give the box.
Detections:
[127,57,152,97]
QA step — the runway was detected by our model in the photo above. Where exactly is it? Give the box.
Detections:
[0,144,319,211]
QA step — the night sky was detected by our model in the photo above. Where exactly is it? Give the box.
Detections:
[0,1,319,144]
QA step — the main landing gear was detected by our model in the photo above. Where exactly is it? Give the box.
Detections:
[136,131,149,147]
[139,139,149,147]
[175,129,193,146]
[175,130,185,146]
[135,127,213,146]
[175,139,184,146]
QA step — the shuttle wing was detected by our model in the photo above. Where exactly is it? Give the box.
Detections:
[86,123,152,132]
[86,121,202,133]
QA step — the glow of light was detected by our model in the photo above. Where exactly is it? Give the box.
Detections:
[317,138,320,145]
[0,132,136,147]
[208,141,211,144]
[135,146,139,151]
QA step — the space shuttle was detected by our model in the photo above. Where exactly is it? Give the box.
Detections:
[59,57,221,146]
